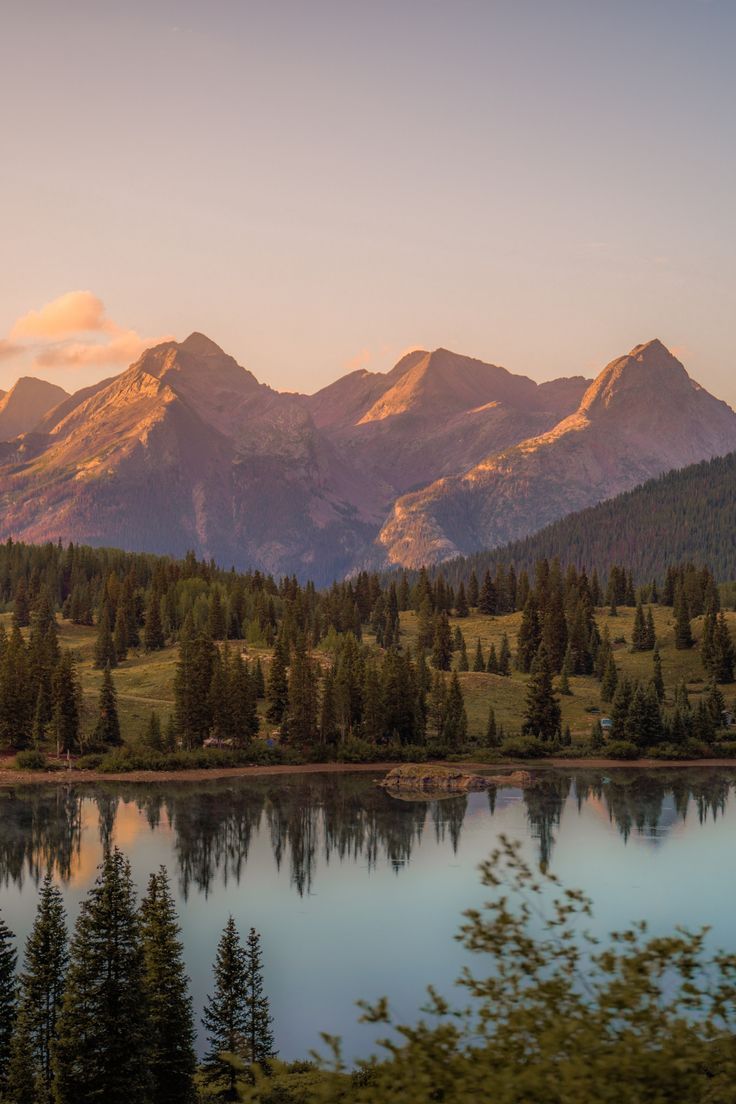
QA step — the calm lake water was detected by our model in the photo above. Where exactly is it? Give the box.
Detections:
[0,767,735,1061]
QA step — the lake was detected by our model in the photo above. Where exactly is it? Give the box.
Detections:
[0,767,735,1062]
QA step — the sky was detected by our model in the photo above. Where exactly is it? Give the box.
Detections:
[1,0,734,402]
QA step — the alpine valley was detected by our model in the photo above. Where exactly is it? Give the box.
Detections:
[0,334,734,584]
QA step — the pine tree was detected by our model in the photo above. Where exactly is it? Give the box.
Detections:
[0,909,17,1094]
[7,871,67,1103]
[13,579,30,628]
[442,672,468,747]
[93,606,117,669]
[431,613,452,672]
[515,595,541,673]
[242,928,276,1068]
[485,705,499,747]
[712,611,735,683]
[286,639,318,746]
[541,584,567,671]
[652,646,665,702]
[113,605,128,662]
[209,590,227,641]
[202,917,249,1099]
[611,676,634,740]
[144,589,165,651]
[93,666,121,747]
[558,644,574,695]
[142,710,163,751]
[522,646,561,741]
[478,571,497,616]
[472,639,485,672]
[455,582,469,618]
[486,643,498,674]
[674,584,694,650]
[631,602,648,651]
[266,635,289,725]
[139,868,197,1104]
[51,651,81,756]
[53,849,149,1104]
[704,681,726,727]
[601,655,619,703]
[457,637,469,672]
[174,623,216,748]
[467,571,479,608]
[645,606,657,650]
[498,633,511,676]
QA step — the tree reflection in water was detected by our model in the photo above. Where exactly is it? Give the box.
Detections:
[0,769,735,894]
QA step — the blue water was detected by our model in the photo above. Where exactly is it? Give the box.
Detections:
[0,768,734,1061]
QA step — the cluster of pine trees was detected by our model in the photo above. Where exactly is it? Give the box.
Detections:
[0,853,275,1103]
[262,632,468,750]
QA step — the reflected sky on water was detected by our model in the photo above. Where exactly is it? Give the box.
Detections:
[0,768,734,1061]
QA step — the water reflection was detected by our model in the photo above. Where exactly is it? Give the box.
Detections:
[0,769,735,896]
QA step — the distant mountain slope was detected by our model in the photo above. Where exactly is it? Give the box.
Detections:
[377,340,736,568]
[427,450,736,586]
[309,347,590,495]
[0,377,69,440]
[0,335,732,583]
[0,335,384,582]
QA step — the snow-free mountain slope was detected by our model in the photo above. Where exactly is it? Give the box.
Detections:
[0,377,69,440]
[377,340,736,568]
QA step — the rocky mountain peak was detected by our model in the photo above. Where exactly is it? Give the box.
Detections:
[577,338,692,419]
[180,332,227,357]
[0,376,69,440]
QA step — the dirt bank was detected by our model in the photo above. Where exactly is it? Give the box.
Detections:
[0,756,733,787]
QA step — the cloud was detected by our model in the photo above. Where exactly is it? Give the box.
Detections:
[34,329,168,370]
[0,340,21,361]
[10,290,116,339]
[1,291,171,388]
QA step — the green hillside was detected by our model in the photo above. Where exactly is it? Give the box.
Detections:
[4,599,733,755]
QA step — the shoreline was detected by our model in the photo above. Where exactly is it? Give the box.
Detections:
[1,756,736,787]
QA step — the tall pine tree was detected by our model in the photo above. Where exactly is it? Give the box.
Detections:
[53,849,149,1104]
[139,868,197,1104]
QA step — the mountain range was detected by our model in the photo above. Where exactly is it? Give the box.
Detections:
[0,334,734,583]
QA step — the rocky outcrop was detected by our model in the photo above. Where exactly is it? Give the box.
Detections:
[378,764,533,795]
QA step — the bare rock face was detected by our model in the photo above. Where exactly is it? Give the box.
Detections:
[377,340,736,568]
[308,347,590,498]
[0,377,69,440]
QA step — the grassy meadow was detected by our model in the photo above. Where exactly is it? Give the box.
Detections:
[4,601,733,751]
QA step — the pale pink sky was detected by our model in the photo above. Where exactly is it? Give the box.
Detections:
[1,1,734,404]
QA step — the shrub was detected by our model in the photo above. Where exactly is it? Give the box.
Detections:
[647,740,712,761]
[76,753,104,770]
[604,740,639,760]
[14,749,49,771]
[500,735,550,759]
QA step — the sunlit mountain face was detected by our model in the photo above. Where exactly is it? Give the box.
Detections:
[0,337,734,583]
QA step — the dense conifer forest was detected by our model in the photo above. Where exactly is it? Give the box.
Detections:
[429,450,736,587]
[0,538,735,764]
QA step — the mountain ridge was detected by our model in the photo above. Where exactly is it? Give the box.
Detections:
[0,335,732,583]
